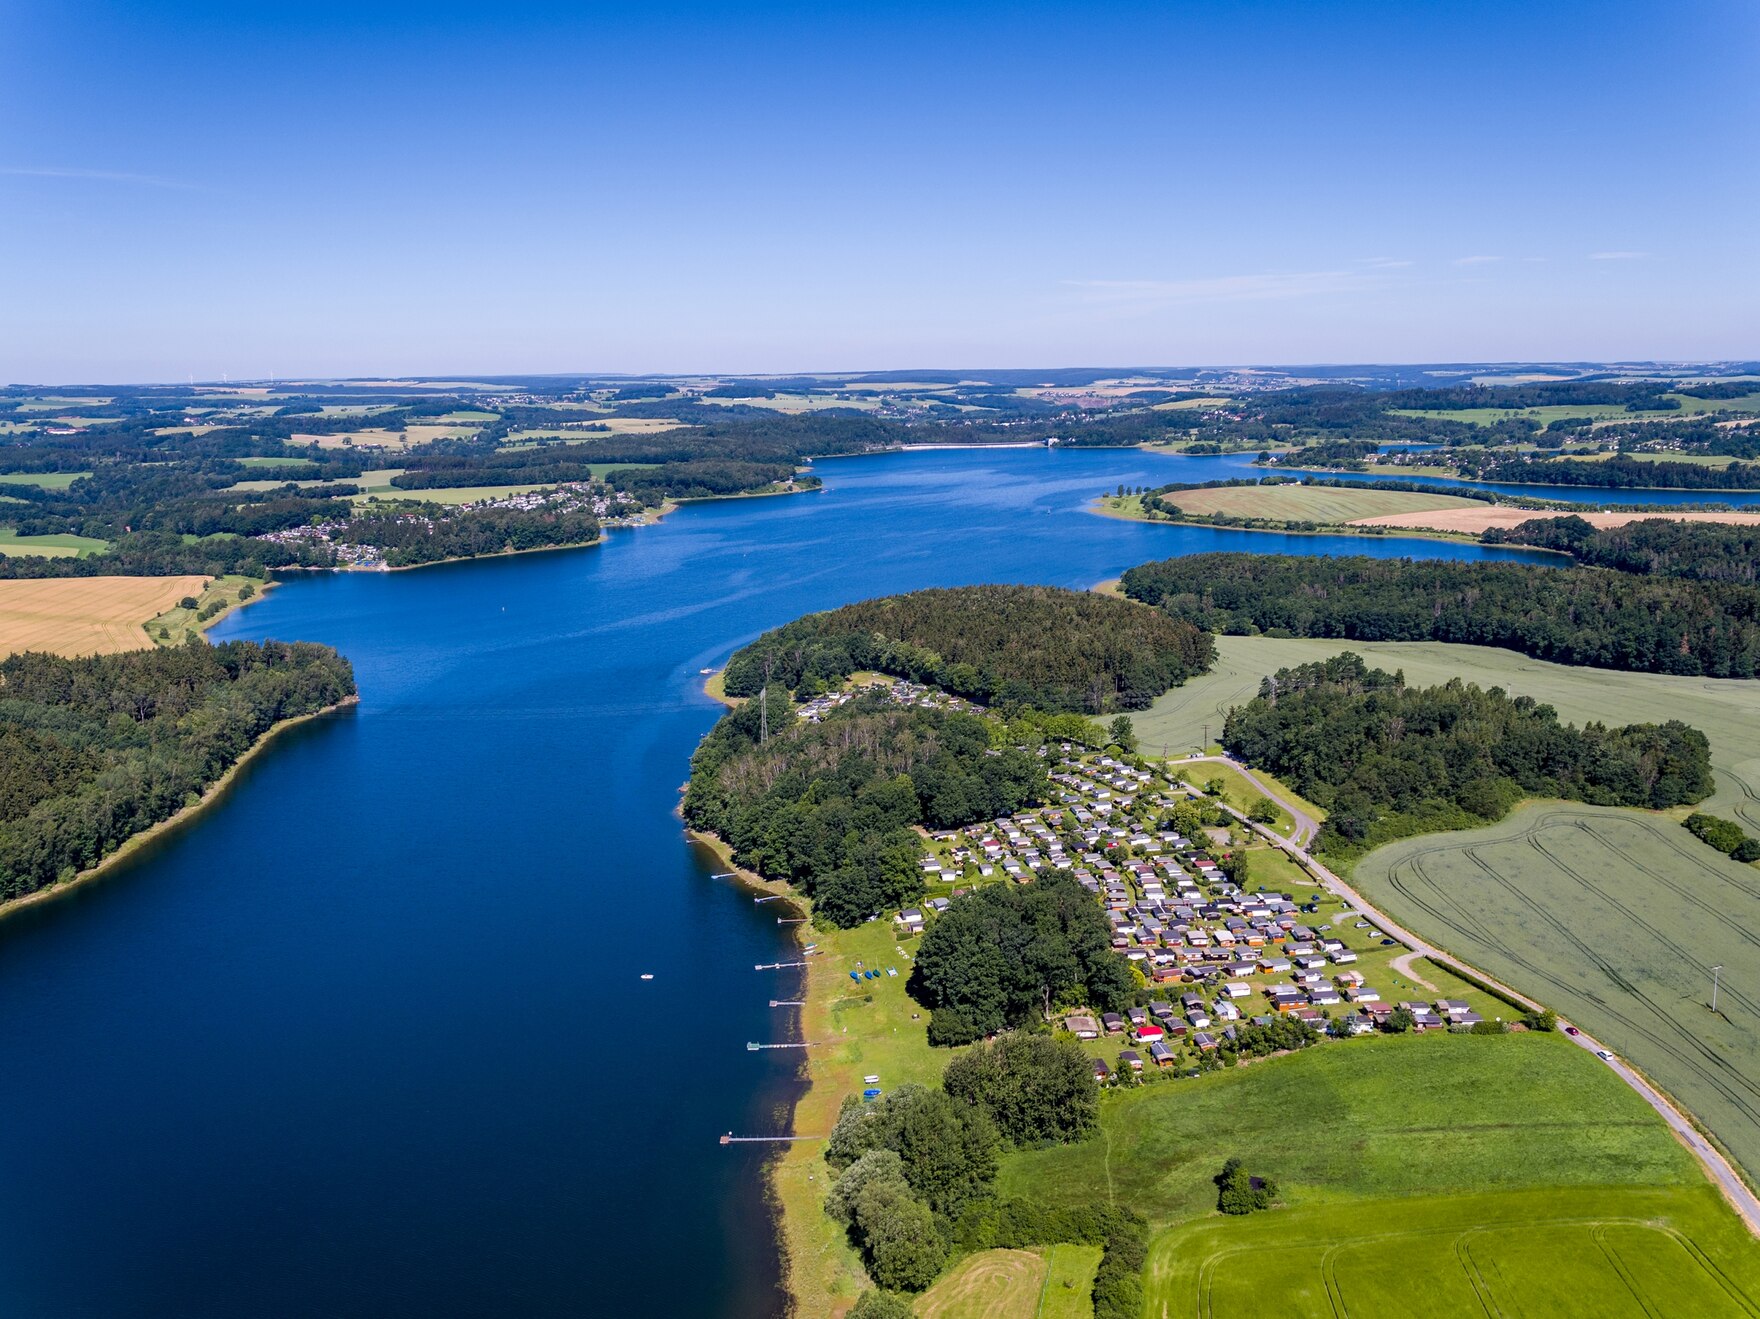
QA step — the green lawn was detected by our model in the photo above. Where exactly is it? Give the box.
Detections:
[0,470,90,490]
[0,529,107,557]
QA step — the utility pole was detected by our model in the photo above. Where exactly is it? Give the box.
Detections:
[1712,964,1724,1013]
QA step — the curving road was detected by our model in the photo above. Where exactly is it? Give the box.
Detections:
[1171,755,1760,1237]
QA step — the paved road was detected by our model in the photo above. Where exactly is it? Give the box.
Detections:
[1171,756,1760,1237]
[1173,754,1320,846]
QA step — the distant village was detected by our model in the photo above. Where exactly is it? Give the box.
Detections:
[255,481,646,570]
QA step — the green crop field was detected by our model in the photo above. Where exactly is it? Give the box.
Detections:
[1138,484,1480,524]
[1149,1186,1760,1318]
[236,456,317,469]
[0,529,107,557]
[0,470,90,490]
[998,1034,1760,1316]
[1357,803,1760,1189]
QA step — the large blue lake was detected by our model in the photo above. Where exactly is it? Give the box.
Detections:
[0,448,1613,1316]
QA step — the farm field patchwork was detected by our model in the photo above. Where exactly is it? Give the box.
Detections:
[1356,802,1760,1189]
[0,575,211,655]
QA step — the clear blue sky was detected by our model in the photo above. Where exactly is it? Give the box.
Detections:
[3,0,1756,382]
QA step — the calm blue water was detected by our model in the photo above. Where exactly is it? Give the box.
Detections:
[0,448,1572,1318]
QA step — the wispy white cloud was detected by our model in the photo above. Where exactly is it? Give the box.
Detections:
[1062,269,1373,307]
[0,166,207,191]
[1588,250,1648,261]
[1356,256,1413,269]
[1451,254,1502,266]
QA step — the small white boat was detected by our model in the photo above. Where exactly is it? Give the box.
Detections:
[640,973,654,981]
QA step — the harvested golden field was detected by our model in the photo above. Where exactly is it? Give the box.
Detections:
[1155,483,1480,523]
[1352,506,1760,534]
[0,576,210,656]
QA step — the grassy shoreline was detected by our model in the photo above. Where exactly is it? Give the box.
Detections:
[0,695,359,927]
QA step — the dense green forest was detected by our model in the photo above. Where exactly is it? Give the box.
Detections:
[1221,654,1712,854]
[722,585,1214,714]
[604,460,816,504]
[681,692,1045,926]
[1481,515,1760,584]
[1119,551,1760,678]
[0,642,357,900]
[908,870,1135,1044]
[1458,453,1760,489]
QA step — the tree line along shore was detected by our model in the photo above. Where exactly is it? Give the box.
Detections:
[683,563,1760,1317]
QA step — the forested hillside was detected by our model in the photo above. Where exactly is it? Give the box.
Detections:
[0,642,356,900]
[1482,516,1760,584]
[723,585,1214,714]
[682,692,1045,926]
[1119,552,1760,678]
[1222,653,1712,854]
[1460,454,1760,490]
